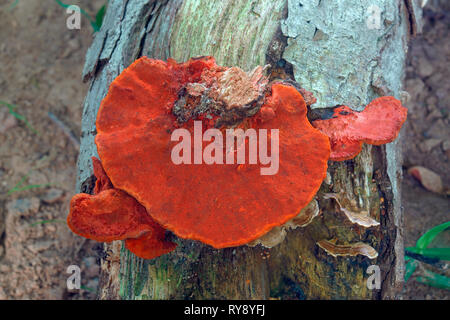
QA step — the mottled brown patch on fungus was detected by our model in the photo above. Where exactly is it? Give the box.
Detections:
[215,67,265,109]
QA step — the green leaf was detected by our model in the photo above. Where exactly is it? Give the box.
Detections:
[89,21,100,32]
[406,247,450,261]
[405,221,450,287]
[95,4,106,31]
[80,285,95,293]
[416,221,450,249]
[54,1,95,28]
[54,0,107,32]
[416,271,450,290]
[54,0,74,10]
[404,259,419,282]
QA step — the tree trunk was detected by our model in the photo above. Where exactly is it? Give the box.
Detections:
[77,0,420,299]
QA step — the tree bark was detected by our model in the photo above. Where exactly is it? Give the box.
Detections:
[77,0,420,299]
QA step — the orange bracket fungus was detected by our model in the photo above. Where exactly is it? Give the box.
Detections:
[68,56,408,259]
[93,56,330,249]
[68,157,176,259]
[92,156,113,194]
[312,97,407,161]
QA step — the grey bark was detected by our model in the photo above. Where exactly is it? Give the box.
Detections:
[77,0,421,299]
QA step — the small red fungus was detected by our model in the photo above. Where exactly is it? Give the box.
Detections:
[312,96,407,161]
[68,157,177,259]
[92,156,113,194]
[94,56,331,249]
[125,231,177,260]
[67,188,155,242]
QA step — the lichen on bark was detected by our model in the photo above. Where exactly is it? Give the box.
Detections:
[281,0,407,110]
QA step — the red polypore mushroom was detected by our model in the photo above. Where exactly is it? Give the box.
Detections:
[125,231,177,260]
[68,157,177,259]
[68,188,156,242]
[312,97,407,161]
[92,156,113,193]
[94,56,331,249]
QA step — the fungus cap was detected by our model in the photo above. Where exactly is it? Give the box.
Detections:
[125,231,177,260]
[94,57,331,248]
[92,156,113,194]
[68,157,177,259]
[312,96,407,161]
[67,188,155,242]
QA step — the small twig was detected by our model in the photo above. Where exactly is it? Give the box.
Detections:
[48,111,80,149]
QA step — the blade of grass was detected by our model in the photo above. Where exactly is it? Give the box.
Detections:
[416,271,450,290]
[406,247,450,261]
[54,0,92,19]
[405,221,450,287]
[7,155,52,195]
[7,171,32,195]
[9,110,38,134]
[0,100,15,110]
[7,170,51,195]
[404,250,447,269]
[416,221,450,249]
[54,0,100,31]
[9,183,52,194]
[95,4,106,31]
[0,100,38,134]
[80,285,95,293]
[30,219,65,227]
[404,258,419,282]
[9,0,19,10]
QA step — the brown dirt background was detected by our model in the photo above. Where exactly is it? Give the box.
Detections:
[0,0,448,299]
